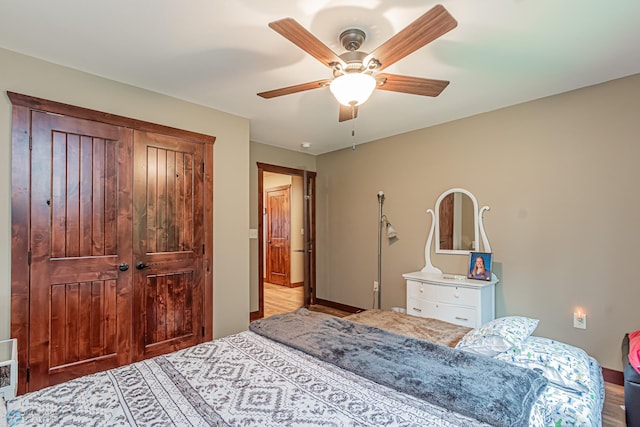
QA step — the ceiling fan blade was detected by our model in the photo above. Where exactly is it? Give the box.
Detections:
[269,18,345,68]
[338,104,358,122]
[258,79,331,99]
[375,74,450,97]
[367,4,457,71]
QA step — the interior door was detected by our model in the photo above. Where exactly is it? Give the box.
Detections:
[28,111,133,391]
[266,186,291,286]
[132,130,206,360]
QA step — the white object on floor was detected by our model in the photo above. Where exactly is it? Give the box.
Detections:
[0,339,17,401]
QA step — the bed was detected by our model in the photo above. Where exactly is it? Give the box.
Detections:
[2,309,604,427]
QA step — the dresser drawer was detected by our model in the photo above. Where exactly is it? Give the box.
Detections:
[406,280,478,307]
[406,297,477,327]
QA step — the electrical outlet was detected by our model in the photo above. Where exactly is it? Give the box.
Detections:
[573,312,586,329]
[373,281,379,292]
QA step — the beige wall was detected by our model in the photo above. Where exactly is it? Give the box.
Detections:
[249,142,316,312]
[316,73,640,370]
[0,48,250,340]
[4,47,636,372]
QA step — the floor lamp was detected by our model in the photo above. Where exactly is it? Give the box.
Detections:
[377,191,398,309]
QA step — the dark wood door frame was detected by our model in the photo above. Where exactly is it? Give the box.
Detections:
[252,163,316,321]
[9,92,214,394]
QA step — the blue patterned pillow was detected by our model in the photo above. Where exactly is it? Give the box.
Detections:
[455,316,539,356]
[495,336,591,393]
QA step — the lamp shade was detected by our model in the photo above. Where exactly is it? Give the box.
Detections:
[386,224,398,239]
[329,73,376,106]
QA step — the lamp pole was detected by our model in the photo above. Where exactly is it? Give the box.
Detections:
[377,191,385,310]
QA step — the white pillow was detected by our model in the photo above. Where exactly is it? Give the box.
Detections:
[455,316,539,356]
[495,336,591,393]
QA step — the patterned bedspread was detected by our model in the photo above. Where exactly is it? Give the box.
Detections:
[7,331,491,426]
[5,315,604,427]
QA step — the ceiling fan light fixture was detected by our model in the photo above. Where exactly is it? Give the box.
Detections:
[329,73,376,107]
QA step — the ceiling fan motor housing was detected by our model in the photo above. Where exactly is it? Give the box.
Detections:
[335,51,370,75]
[339,28,366,51]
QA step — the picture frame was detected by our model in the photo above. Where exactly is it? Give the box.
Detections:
[467,252,492,281]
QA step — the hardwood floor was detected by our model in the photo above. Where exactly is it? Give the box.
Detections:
[263,282,303,318]
[604,382,626,426]
[263,283,627,425]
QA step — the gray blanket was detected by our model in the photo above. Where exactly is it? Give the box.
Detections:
[250,309,548,427]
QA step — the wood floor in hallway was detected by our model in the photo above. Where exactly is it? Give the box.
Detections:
[263,282,303,318]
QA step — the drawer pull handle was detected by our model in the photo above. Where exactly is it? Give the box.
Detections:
[455,316,469,321]
[412,307,422,312]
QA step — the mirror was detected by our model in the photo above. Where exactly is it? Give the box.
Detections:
[437,191,475,252]
[422,188,492,274]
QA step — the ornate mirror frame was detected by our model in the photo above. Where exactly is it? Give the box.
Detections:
[423,188,492,275]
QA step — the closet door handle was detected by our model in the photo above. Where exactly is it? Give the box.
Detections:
[136,262,150,270]
[118,262,129,271]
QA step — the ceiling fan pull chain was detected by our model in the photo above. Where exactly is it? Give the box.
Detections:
[351,105,356,150]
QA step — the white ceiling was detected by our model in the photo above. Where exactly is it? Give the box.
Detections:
[1,1,639,155]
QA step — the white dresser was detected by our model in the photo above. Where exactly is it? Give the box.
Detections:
[403,271,497,328]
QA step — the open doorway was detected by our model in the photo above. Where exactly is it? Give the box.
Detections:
[252,163,316,320]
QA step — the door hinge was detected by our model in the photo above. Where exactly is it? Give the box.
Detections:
[26,366,30,383]
[202,326,205,337]
[29,135,32,150]
[202,244,205,255]
[202,163,205,173]
[27,250,32,266]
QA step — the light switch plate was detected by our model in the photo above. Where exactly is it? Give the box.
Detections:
[249,229,258,239]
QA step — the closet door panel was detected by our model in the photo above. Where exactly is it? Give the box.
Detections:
[132,130,205,360]
[28,111,133,391]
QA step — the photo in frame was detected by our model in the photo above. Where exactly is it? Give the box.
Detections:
[467,252,492,281]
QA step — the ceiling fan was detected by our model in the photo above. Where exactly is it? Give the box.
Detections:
[257,4,457,122]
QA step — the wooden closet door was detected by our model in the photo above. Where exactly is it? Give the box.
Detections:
[29,111,133,391]
[132,130,205,360]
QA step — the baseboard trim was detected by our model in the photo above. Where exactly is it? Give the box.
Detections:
[249,310,262,321]
[264,281,303,288]
[602,367,624,386]
[314,298,364,314]
[287,281,303,288]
